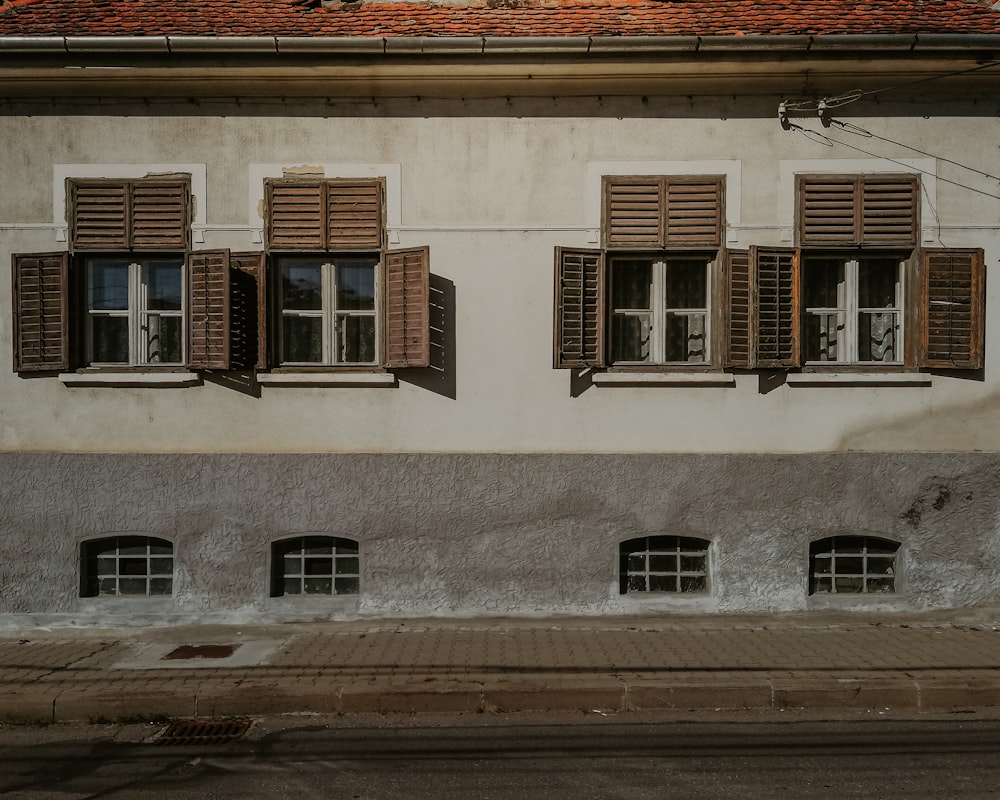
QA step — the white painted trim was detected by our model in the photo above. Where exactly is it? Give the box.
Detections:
[257,371,395,386]
[594,371,735,386]
[60,371,201,387]
[786,372,931,387]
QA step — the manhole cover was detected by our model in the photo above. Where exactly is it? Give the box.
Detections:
[162,644,239,660]
[156,719,253,745]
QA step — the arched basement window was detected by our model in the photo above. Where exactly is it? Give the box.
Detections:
[619,536,710,594]
[809,536,900,595]
[80,536,174,597]
[271,536,360,597]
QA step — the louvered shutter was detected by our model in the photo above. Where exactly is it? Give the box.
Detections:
[752,246,800,368]
[12,253,69,372]
[230,252,265,370]
[186,250,230,370]
[131,181,190,250]
[798,178,857,245]
[724,249,752,368]
[71,183,128,249]
[604,178,663,249]
[329,181,384,250]
[861,177,918,246]
[554,247,605,369]
[919,248,985,370]
[664,178,723,247]
[266,181,325,250]
[382,246,430,369]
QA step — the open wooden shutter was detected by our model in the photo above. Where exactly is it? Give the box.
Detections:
[131,181,190,250]
[231,251,265,370]
[604,177,663,249]
[919,248,985,370]
[861,177,918,246]
[554,247,605,369]
[12,253,69,372]
[724,249,752,368]
[186,249,230,370]
[70,182,128,250]
[266,181,325,250]
[751,246,800,368]
[664,177,723,247]
[382,246,430,368]
[328,180,384,251]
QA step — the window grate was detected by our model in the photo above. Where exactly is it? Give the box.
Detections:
[81,536,173,597]
[272,536,360,597]
[810,535,899,594]
[620,535,709,594]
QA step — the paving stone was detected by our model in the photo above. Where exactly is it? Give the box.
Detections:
[627,680,773,711]
[483,678,624,713]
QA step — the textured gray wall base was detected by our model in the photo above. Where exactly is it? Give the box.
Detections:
[2,453,998,626]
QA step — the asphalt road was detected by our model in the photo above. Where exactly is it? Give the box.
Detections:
[1,711,999,799]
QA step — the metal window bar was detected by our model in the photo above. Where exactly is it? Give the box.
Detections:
[810,536,898,594]
[86,536,174,597]
[620,535,709,594]
[274,536,360,597]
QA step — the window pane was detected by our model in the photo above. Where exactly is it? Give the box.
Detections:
[282,315,322,363]
[804,312,842,362]
[149,578,173,596]
[858,258,898,308]
[866,577,895,593]
[611,260,651,310]
[664,313,707,363]
[627,574,647,592]
[283,555,301,574]
[680,555,706,572]
[858,312,897,362]
[649,554,677,573]
[303,578,332,595]
[99,577,118,595]
[88,260,129,311]
[119,557,147,576]
[628,554,645,571]
[813,577,832,593]
[281,260,323,310]
[304,558,333,576]
[664,260,707,309]
[336,557,360,575]
[335,540,359,555]
[835,576,864,593]
[337,261,377,311]
[145,260,183,311]
[145,314,183,364]
[149,558,173,575]
[91,316,129,363]
[283,577,302,595]
[336,315,376,363]
[838,557,864,575]
[119,578,148,595]
[680,575,706,592]
[335,577,360,595]
[649,575,676,592]
[611,314,651,362]
[803,258,843,308]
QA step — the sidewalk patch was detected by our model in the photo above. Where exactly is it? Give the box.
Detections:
[155,719,253,745]
[112,639,284,670]
[163,644,239,660]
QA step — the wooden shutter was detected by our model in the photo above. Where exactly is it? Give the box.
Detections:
[861,177,918,246]
[798,177,857,245]
[752,246,800,368]
[12,252,69,372]
[328,180,384,250]
[70,182,128,249]
[266,181,325,250]
[664,178,723,247]
[382,246,430,368]
[554,247,605,369]
[186,249,230,370]
[799,175,918,246]
[231,251,265,370]
[919,248,985,370]
[724,249,752,368]
[604,177,663,249]
[131,181,190,250]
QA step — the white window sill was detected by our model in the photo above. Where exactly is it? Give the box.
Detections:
[594,371,735,387]
[60,371,201,387]
[787,372,931,387]
[257,371,396,387]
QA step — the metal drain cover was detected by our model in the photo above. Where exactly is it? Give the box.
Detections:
[156,719,253,745]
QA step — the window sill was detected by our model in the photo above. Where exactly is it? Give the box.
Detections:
[60,371,201,387]
[257,371,396,387]
[786,372,931,387]
[594,371,735,387]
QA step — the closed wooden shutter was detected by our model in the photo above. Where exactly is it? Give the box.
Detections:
[664,178,723,247]
[919,248,985,370]
[724,249,752,368]
[266,181,325,250]
[799,175,918,246]
[186,250,230,370]
[752,246,800,368]
[71,183,128,249]
[328,181,384,250]
[131,181,190,250]
[12,252,69,372]
[383,246,430,368]
[861,177,918,246]
[554,247,605,369]
[604,178,663,248]
[798,178,857,245]
[230,252,265,370]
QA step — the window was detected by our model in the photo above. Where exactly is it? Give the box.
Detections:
[809,536,899,595]
[80,536,174,597]
[271,536,360,597]
[619,536,710,594]
[554,176,723,369]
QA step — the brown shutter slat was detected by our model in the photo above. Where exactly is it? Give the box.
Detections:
[71,183,128,249]
[382,246,430,368]
[131,181,190,250]
[664,178,723,247]
[798,178,858,245]
[604,178,663,249]
[266,182,325,250]
[328,181,384,250]
[752,246,800,368]
[186,249,230,370]
[861,178,918,246]
[724,249,751,369]
[230,251,264,370]
[12,252,69,372]
[554,247,605,369]
[919,248,984,370]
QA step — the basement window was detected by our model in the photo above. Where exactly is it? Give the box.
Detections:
[619,535,709,594]
[809,536,899,594]
[271,536,360,597]
[81,536,174,597]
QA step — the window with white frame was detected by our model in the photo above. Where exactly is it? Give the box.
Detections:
[620,535,710,594]
[809,535,899,595]
[80,536,174,597]
[271,536,360,597]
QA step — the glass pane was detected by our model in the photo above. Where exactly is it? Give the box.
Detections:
[336,315,377,364]
[835,576,864,593]
[335,539,359,554]
[335,577,360,595]
[337,261,377,311]
[866,540,898,555]
[96,558,116,576]
[145,314,183,364]
[149,541,172,555]
[99,577,118,595]
[664,260,707,309]
[91,316,129,363]
[118,539,147,555]
[680,555,705,573]
[611,260,651,310]
[281,260,323,310]
[283,577,302,595]
[119,578,147,595]
[867,557,895,575]
[304,558,333,576]
[866,577,895,594]
[837,557,864,575]
[88,260,129,311]
[303,577,333,595]
[813,556,832,575]
[149,558,173,575]
[858,258,898,308]
[149,578,172,596]
[627,554,645,571]
[303,537,330,554]
[283,555,302,574]
[803,258,843,308]
[627,575,647,592]
[649,575,676,592]
[812,577,832,594]
[680,575,707,592]
[282,315,322,363]
[858,312,897,362]
[611,314,651,363]
[119,558,147,576]
[649,554,677,573]
[664,313,707,363]
[145,260,183,311]
[336,557,360,575]
[804,312,842,362]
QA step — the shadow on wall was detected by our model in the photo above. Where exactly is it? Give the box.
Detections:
[397,273,457,400]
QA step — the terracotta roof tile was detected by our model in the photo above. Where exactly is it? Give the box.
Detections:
[0,0,997,38]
